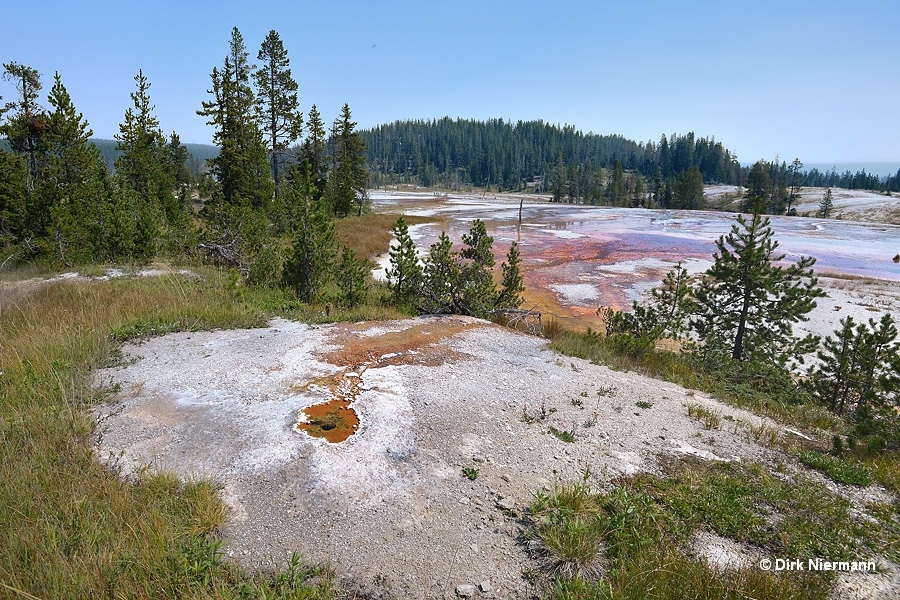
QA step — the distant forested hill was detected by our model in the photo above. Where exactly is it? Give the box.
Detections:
[359,118,741,195]
[90,139,218,177]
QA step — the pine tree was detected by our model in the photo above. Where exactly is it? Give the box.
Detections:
[787,158,803,215]
[301,104,327,193]
[458,219,497,316]
[691,212,824,368]
[197,27,273,210]
[282,164,335,302]
[115,70,176,223]
[495,241,524,309]
[40,73,112,264]
[254,30,302,196]
[606,160,627,207]
[600,262,696,355]
[1,62,43,195]
[325,104,368,217]
[807,314,900,418]
[818,187,834,218]
[0,148,25,241]
[336,246,370,308]
[386,216,423,305]
[742,161,772,213]
[420,231,459,314]
[672,166,704,210]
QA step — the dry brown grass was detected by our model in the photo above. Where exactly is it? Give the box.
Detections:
[334,213,439,261]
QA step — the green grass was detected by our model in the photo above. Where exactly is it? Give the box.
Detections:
[549,426,577,443]
[530,456,900,599]
[799,450,873,486]
[686,403,721,430]
[531,466,844,600]
[462,466,479,480]
[0,267,339,598]
[530,479,606,578]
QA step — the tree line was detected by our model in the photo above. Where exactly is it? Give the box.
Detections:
[362,119,899,210]
[361,119,741,203]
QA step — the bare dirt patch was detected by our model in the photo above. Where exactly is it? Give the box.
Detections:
[94,316,798,599]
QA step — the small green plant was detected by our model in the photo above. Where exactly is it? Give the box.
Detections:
[635,400,653,410]
[687,403,721,429]
[571,397,584,408]
[799,450,872,486]
[596,385,618,398]
[549,426,576,443]
[462,466,479,480]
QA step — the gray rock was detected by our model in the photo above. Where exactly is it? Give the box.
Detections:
[497,497,515,511]
[456,583,477,597]
[478,580,492,593]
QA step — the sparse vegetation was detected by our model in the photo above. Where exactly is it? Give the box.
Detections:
[462,466,479,481]
[549,426,577,443]
[527,460,876,599]
[799,450,873,486]
[687,404,722,430]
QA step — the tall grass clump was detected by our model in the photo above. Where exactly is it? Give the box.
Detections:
[0,269,337,598]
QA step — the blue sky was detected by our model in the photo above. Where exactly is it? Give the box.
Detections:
[2,0,898,164]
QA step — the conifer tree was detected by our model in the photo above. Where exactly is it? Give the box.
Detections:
[672,166,704,210]
[301,104,327,193]
[282,164,335,301]
[606,160,627,207]
[742,161,772,213]
[600,262,696,355]
[197,27,273,210]
[495,241,524,309]
[115,70,177,222]
[336,246,370,307]
[40,73,112,264]
[325,104,368,217]
[458,219,496,316]
[818,187,834,218]
[1,62,43,195]
[807,314,900,419]
[691,212,824,367]
[420,231,459,314]
[386,216,423,305]
[254,30,302,196]
[787,158,803,215]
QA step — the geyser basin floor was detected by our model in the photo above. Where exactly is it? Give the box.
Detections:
[92,316,832,599]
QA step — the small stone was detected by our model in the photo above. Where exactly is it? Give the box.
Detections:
[456,583,476,598]
[472,455,485,463]
[500,474,510,483]
[459,497,470,505]
[497,497,515,511]
[470,543,479,553]
[479,581,492,593]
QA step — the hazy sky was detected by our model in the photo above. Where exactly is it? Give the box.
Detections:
[2,0,897,164]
